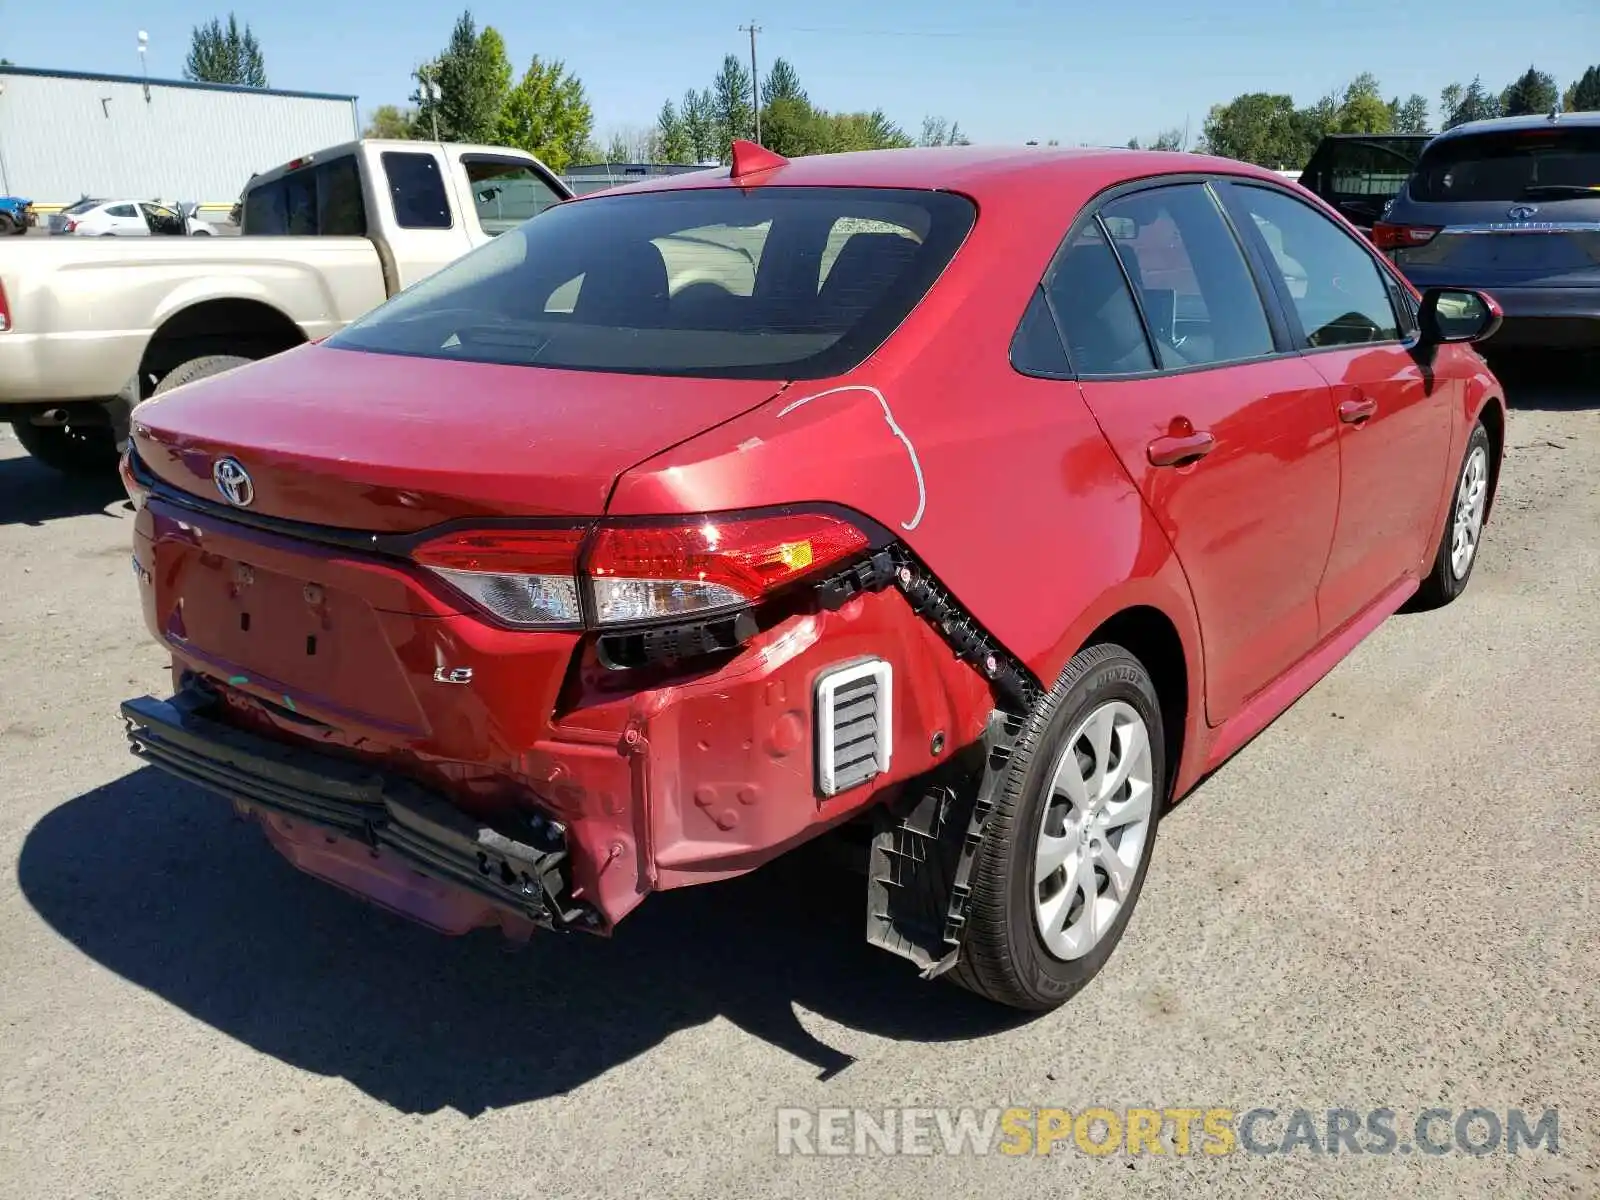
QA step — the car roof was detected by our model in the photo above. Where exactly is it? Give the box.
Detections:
[584,145,1292,202]
[1429,110,1600,143]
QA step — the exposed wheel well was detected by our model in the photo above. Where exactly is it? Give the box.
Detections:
[1477,398,1505,524]
[1085,606,1188,804]
[138,299,305,396]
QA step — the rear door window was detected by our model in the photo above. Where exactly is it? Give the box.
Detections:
[1096,184,1276,369]
[1411,127,1600,202]
[382,152,452,230]
[326,186,976,380]
[107,204,138,218]
[462,156,564,235]
[1231,185,1401,348]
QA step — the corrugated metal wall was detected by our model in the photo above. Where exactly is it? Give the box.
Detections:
[0,69,359,205]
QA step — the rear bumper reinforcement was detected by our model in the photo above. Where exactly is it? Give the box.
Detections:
[120,688,588,931]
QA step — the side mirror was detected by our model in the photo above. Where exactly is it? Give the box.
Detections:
[1418,287,1502,346]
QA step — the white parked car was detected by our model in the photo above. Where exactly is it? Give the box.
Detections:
[48,198,213,237]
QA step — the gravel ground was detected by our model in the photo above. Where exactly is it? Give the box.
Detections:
[0,365,1596,1199]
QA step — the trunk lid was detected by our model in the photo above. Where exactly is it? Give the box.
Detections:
[132,343,786,531]
[1393,197,1600,287]
[1389,122,1600,288]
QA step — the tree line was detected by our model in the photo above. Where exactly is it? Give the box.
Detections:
[170,14,1600,174]
[360,11,595,172]
[1198,63,1600,170]
[648,54,967,164]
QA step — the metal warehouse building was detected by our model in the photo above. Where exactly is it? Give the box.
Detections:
[0,66,358,210]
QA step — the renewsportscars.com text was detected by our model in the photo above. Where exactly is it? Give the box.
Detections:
[775,1106,1560,1158]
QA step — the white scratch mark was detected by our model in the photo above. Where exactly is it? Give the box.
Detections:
[736,437,764,453]
[775,384,927,531]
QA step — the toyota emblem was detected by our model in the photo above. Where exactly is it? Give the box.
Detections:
[212,457,255,507]
[1506,204,1539,221]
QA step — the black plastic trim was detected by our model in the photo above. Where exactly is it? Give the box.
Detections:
[120,687,586,928]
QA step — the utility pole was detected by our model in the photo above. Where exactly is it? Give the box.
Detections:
[420,63,442,142]
[739,21,762,144]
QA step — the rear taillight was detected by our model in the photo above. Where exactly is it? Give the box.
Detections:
[1371,222,1440,251]
[118,448,149,511]
[412,528,586,628]
[586,513,869,625]
[409,512,870,630]
[0,279,9,332]
[63,218,77,233]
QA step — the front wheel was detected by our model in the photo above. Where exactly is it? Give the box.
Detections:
[1412,421,1493,610]
[950,643,1166,1011]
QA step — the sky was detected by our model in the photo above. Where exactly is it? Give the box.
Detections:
[3,0,1597,148]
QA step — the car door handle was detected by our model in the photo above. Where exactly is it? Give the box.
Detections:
[1147,431,1216,467]
[1338,397,1378,424]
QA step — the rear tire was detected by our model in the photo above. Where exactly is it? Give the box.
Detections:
[1412,422,1493,610]
[0,213,20,236]
[153,354,254,396]
[10,418,120,474]
[950,643,1166,1011]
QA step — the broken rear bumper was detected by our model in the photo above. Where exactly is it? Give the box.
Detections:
[121,688,590,937]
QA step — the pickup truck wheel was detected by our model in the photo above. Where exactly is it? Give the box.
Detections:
[153,355,254,396]
[0,213,19,235]
[10,418,120,474]
[949,643,1165,1011]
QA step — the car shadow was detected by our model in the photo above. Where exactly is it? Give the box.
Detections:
[18,767,1030,1116]
[0,452,129,527]
[1488,353,1597,412]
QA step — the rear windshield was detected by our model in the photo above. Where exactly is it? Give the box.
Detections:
[325,186,976,380]
[62,199,104,215]
[1411,127,1600,202]
[1302,138,1426,199]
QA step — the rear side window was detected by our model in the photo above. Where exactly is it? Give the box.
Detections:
[241,156,366,236]
[326,187,975,381]
[382,152,452,230]
[463,156,564,235]
[107,204,138,218]
[1098,184,1275,369]
[1045,222,1154,375]
[1411,127,1600,203]
[1233,186,1400,348]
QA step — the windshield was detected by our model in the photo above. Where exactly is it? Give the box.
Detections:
[326,186,976,380]
[1411,127,1600,202]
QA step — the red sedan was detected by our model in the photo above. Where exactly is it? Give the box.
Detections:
[119,142,1506,1011]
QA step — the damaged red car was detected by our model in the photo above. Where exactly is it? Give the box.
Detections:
[120,142,1507,1011]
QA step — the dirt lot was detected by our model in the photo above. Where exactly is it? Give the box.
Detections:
[1,368,1596,1199]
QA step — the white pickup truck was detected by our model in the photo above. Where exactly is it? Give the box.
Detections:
[0,138,570,472]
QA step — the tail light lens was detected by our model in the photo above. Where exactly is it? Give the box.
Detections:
[586,513,869,625]
[118,448,149,511]
[409,512,870,630]
[1371,222,1440,251]
[413,528,585,628]
[63,219,77,233]
[0,279,9,332]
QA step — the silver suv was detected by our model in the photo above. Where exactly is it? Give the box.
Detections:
[1377,111,1600,350]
